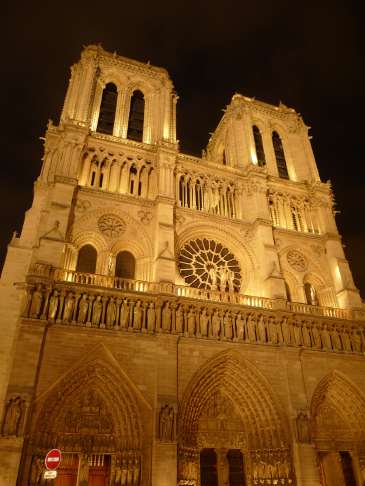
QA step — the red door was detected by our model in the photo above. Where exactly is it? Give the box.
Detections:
[55,454,79,486]
[88,455,110,486]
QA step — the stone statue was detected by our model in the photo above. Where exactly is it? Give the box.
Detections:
[351,328,362,352]
[257,315,267,343]
[30,455,43,485]
[106,297,116,328]
[29,285,43,318]
[235,313,244,340]
[296,411,311,443]
[78,294,89,324]
[133,458,140,486]
[341,327,352,351]
[293,322,303,346]
[212,310,221,338]
[208,267,217,289]
[92,295,103,327]
[147,302,156,332]
[330,326,341,350]
[187,309,195,336]
[281,316,291,344]
[302,321,312,347]
[63,292,75,322]
[48,290,59,320]
[219,265,228,292]
[121,458,128,486]
[321,324,332,350]
[247,313,256,342]
[162,302,172,331]
[133,301,142,330]
[223,312,233,339]
[2,396,23,436]
[159,405,174,440]
[175,306,184,333]
[227,269,235,293]
[311,324,322,349]
[120,298,130,329]
[200,308,209,337]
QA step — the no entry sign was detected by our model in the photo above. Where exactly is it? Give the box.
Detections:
[45,449,62,471]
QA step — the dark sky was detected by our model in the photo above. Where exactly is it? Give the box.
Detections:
[1,1,364,298]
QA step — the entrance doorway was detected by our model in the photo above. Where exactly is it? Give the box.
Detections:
[227,450,245,486]
[200,449,218,486]
[319,451,356,486]
[55,454,79,486]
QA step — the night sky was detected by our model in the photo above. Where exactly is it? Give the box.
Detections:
[1,1,364,297]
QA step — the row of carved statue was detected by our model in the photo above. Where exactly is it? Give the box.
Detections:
[178,447,294,484]
[24,285,365,353]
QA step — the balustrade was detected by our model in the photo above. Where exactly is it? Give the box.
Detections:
[23,278,365,355]
[27,265,357,321]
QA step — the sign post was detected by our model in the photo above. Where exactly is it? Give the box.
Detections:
[44,449,62,480]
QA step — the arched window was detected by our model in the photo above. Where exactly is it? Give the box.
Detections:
[129,165,137,195]
[200,449,218,486]
[76,244,97,274]
[115,251,135,279]
[253,125,266,166]
[285,282,292,302]
[96,83,118,135]
[272,131,289,179]
[222,150,227,165]
[304,282,319,306]
[127,90,145,142]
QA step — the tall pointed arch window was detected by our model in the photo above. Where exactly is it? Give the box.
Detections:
[127,90,145,142]
[96,83,118,135]
[76,244,97,274]
[253,125,266,167]
[272,131,289,179]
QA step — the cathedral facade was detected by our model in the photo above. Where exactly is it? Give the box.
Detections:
[0,45,365,486]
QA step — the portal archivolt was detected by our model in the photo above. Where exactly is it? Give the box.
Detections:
[178,351,294,485]
[25,359,147,486]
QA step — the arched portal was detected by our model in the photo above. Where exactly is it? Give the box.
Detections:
[178,351,294,485]
[24,359,149,486]
[310,371,365,486]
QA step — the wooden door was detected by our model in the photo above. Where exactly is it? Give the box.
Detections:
[55,454,79,486]
[227,449,246,486]
[88,455,110,486]
[320,452,346,486]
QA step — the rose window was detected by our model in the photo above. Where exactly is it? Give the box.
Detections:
[287,249,307,272]
[179,239,241,291]
[98,214,126,238]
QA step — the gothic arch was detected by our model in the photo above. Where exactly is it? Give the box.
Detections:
[30,355,149,454]
[179,350,289,449]
[310,371,365,445]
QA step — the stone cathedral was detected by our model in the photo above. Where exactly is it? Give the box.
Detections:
[1,45,365,486]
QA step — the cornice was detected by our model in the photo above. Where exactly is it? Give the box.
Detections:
[77,186,155,208]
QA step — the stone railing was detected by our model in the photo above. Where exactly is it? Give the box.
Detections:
[22,273,365,356]
[25,265,364,322]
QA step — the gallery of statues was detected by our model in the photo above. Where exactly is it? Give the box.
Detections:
[0,45,364,486]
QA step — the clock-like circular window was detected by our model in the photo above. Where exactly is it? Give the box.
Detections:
[179,238,241,292]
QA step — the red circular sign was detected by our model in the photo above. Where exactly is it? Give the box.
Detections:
[45,449,62,471]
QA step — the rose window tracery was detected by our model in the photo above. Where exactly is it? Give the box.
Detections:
[179,239,241,292]
[98,214,126,238]
[287,249,307,272]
